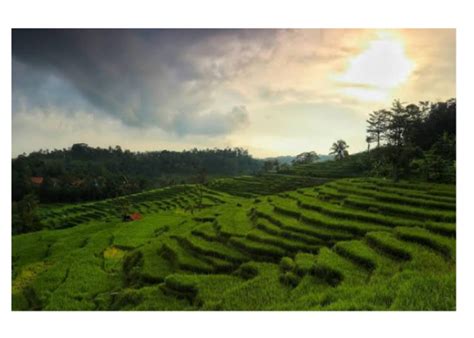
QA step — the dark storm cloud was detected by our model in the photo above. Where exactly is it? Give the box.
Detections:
[12,29,278,134]
[12,59,96,115]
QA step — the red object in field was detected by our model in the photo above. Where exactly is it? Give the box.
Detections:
[31,176,44,185]
[130,212,142,221]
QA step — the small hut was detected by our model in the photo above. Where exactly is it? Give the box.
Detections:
[122,212,142,222]
[30,176,44,185]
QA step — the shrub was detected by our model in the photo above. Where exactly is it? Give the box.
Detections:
[280,271,300,287]
[279,257,295,272]
[164,274,198,295]
[110,289,144,310]
[236,262,260,279]
[123,250,144,285]
[312,265,343,286]
[294,253,317,275]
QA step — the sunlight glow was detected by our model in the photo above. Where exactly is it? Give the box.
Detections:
[340,87,389,102]
[337,31,415,102]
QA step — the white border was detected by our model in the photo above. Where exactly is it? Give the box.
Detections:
[1,1,473,338]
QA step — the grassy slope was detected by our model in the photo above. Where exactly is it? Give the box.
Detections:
[12,177,455,311]
[280,152,372,178]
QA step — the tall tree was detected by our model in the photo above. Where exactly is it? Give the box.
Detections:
[366,136,373,152]
[364,98,455,182]
[329,140,349,160]
[384,100,409,146]
[366,109,389,147]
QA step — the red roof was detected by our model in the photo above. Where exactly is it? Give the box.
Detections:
[31,176,44,185]
[130,213,142,221]
[71,179,85,187]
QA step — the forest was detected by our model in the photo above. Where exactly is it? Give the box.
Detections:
[363,98,456,182]
[12,146,263,203]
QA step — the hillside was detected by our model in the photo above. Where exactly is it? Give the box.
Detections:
[280,152,372,178]
[12,177,455,310]
[263,154,334,165]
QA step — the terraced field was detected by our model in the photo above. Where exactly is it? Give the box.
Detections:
[12,178,456,310]
[208,173,329,197]
[36,185,225,230]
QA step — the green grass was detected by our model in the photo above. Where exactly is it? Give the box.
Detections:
[173,234,249,263]
[390,272,455,310]
[312,247,367,286]
[254,206,355,243]
[139,242,175,282]
[203,263,290,310]
[334,240,378,271]
[365,232,412,260]
[255,218,325,246]
[344,196,456,222]
[246,229,321,254]
[394,226,455,259]
[229,236,286,261]
[270,199,387,236]
[215,207,253,237]
[294,252,318,275]
[157,238,215,274]
[12,177,455,310]
[329,182,455,210]
[208,174,328,197]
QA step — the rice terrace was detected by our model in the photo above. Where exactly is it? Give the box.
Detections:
[11,29,456,311]
[12,168,456,310]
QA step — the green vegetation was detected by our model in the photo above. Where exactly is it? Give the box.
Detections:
[12,177,455,310]
[282,98,455,183]
[280,151,371,178]
[12,145,263,206]
[208,173,328,197]
[11,98,456,311]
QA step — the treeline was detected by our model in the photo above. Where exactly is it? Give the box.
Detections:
[365,98,456,182]
[12,144,263,203]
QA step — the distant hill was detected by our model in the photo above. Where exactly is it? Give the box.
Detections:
[262,155,295,164]
[317,154,335,162]
[263,154,334,164]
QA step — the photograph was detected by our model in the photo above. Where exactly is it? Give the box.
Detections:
[11,28,456,311]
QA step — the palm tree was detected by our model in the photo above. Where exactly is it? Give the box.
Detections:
[330,140,349,160]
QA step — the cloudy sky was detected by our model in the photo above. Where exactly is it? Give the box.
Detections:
[12,29,455,158]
